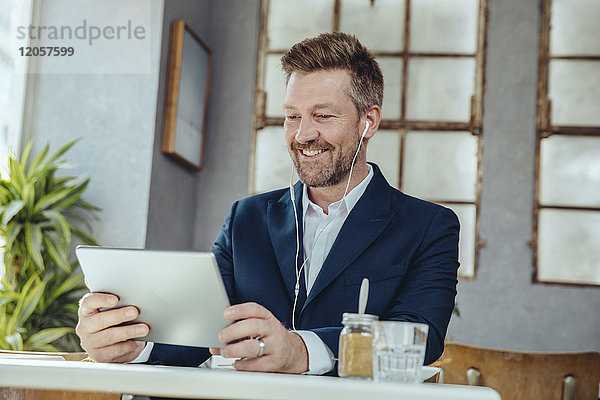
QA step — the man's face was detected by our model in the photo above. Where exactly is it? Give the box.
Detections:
[283,69,362,188]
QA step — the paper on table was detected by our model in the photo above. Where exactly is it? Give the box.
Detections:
[0,352,65,361]
[421,366,443,383]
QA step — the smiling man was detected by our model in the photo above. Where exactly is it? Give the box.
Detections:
[76,32,459,376]
[285,69,375,202]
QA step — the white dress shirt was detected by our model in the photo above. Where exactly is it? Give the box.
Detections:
[302,164,374,293]
[132,165,374,375]
[295,164,374,373]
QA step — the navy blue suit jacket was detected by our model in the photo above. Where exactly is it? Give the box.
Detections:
[149,164,459,369]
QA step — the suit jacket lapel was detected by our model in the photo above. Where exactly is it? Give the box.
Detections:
[301,166,397,312]
[267,182,304,302]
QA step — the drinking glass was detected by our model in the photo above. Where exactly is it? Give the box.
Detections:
[372,321,429,383]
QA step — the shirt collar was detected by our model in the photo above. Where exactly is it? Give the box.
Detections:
[302,164,374,218]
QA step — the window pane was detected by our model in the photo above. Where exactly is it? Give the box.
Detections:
[550,0,600,56]
[406,57,475,122]
[0,57,14,175]
[410,0,478,53]
[402,131,478,202]
[440,203,476,278]
[366,130,400,188]
[538,209,600,285]
[549,60,600,126]
[339,0,404,52]
[0,60,12,102]
[253,127,290,194]
[0,2,11,32]
[540,136,600,207]
[377,57,403,120]
[267,0,334,50]
[264,54,287,118]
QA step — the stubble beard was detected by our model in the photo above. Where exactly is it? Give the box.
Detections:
[290,130,362,188]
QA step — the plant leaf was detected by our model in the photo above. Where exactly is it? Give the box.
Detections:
[0,186,10,203]
[62,303,79,315]
[0,278,15,292]
[5,332,23,351]
[42,210,71,249]
[47,139,80,165]
[2,251,17,286]
[22,183,35,215]
[46,273,84,305]
[71,226,99,246]
[73,198,102,212]
[6,222,23,250]
[48,176,71,188]
[0,291,19,307]
[16,277,47,328]
[8,156,26,193]
[43,236,71,273]
[24,327,73,349]
[30,343,58,352]
[53,161,76,170]
[27,143,49,178]
[24,222,44,271]
[20,142,33,170]
[7,275,36,334]
[33,188,73,214]
[54,179,89,211]
[2,200,25,226]
[0,298,13,308]
[62,212,94,232]
[0,304,6,335]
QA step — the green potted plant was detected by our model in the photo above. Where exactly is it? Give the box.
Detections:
[0,139,100,352]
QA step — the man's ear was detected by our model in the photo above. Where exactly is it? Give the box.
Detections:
[363,105,381,140]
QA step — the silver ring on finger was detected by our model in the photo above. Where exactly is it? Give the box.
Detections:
[256,337,265,357]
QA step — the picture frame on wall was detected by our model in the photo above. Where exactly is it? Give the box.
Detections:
[162,20,212,170]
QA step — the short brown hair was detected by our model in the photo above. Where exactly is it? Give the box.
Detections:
[281,32,383,114]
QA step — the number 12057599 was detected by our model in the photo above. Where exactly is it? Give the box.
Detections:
[19,46,74,56]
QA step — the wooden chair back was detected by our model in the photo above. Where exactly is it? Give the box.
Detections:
[441,342,600,400]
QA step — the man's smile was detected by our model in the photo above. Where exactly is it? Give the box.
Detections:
[300,148,327,157]
[293,141,333,159]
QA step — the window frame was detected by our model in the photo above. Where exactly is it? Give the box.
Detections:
[250,0,488,280]
[533,0,600,287]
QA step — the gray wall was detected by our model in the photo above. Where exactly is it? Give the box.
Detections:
[145,0,260,251]
[446,0,600,352]
[24,0,165,248]
[192,0,260,251]
[145,0,213,250]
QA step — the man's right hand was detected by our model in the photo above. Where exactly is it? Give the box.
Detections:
[76,292,150,363]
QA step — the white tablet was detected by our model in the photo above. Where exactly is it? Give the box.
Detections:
[76,246,231,348]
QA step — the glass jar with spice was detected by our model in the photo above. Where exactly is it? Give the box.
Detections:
[338,313,378,378]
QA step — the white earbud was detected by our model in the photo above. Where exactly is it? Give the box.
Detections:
[361,120,370,139]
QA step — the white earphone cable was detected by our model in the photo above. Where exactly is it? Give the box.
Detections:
[290,121,369,330]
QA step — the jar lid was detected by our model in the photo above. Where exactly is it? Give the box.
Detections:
[342,313,379,323]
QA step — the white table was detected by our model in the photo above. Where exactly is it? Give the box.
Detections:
[0,359,501,400]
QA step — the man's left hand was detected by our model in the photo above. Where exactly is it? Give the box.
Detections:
[209,302,308,374]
